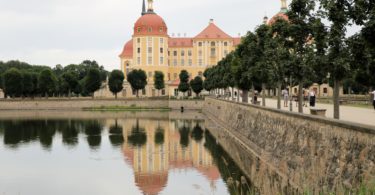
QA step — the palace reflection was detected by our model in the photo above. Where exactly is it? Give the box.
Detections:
[0,116,254,195]
[118,118,220,195]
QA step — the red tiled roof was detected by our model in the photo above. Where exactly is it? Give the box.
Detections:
[119,40,133,58]
[168,38,193,48]
[268,12,289,25]
[194,22,232,39]
[134,14,168,36]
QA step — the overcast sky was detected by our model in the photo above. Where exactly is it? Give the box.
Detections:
[0,0,360,71]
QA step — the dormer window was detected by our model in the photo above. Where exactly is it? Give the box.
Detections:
[137,27,141,33]
[159,27,163,32]
[148,27,153,32]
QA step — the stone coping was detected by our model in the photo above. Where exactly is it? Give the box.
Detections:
[207,97,375,134]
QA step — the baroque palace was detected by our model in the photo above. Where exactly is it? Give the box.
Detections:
[92,0,337,98]
[98,0,241,98]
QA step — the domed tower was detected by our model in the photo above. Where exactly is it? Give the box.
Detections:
[268,0,289,25]
[133,0,169,80]
[119,0,169,97]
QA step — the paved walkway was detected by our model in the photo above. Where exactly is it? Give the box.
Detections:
[231,98,375,127]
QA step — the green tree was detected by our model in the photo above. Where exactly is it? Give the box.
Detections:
[318,0,353,119]
[153,71,165,96]
[127,69,147,98]
[61,71,79,98]
[38,69,57,98]
[84,68,102,98]
[178,70,190,97]
[288,0,316,113]
[108,70,125,99]
[3,68,23,98]
[190,76,203,97]
[22,71,37,98]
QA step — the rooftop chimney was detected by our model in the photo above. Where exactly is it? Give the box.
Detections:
[209,19,214,24]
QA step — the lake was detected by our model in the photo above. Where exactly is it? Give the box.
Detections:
[0,111,255,195]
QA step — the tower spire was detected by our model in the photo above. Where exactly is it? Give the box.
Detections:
[281,0,287,13]
[147,0,154,13]
[141,0,146,15]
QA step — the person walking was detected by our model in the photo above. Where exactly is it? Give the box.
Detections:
[309,90,316,107]
[282,88,289,107]
[370,90,375,110]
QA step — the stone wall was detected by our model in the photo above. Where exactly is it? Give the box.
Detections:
[0,99,204,111]
[203,97,375,194]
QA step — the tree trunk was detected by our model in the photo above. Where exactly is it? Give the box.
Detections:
[136,90,139,98]
[262,83,266,107]
[298,83,303,113]
[231,87,234,101]
[68,89,71,99]
[115,93,117,99]
[251,85,255,104]
[242,90,248,103]
[333,79,341,119]
[277,83,282,109]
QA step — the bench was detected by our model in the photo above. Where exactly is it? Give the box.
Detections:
[310,108,327,117]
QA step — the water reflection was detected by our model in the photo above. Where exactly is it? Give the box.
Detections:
[0,116,254,195]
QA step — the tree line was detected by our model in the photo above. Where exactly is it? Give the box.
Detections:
[0,60,108,98]
[203,0,375,119]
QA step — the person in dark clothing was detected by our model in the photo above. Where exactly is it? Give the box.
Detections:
[309,90,316,107]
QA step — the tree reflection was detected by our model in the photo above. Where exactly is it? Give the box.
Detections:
[127,119,147,147]
[84,120,103,149]
[204,130,258,195]
[61,121,79,146]
[154,127,164,145]
[191,123,204,142]
[179,124,190,148]
[109,119,124,147]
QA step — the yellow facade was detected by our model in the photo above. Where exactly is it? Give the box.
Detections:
[117,1,240,98]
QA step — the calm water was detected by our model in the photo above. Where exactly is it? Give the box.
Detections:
[0,111,255,195]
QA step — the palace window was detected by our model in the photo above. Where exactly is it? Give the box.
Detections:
[211,48,216,57]
[160,57,164,64]
[137,57,141,65]
[148,47,152,53]
[188,50,192,56]
[198,50,202,57]
[173,51,177,56]
[224,42,228,46]
[181,59,185,66]
[137,38,141,43]
[173,59,177,66]
[211,42,216,47]
[188,59,192,66]
[137,48,140,53]
[198,59,203,66]
[181,50,185,56]
[148,57,152,65]
[160,48,164,53]
[198,42,202,47]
